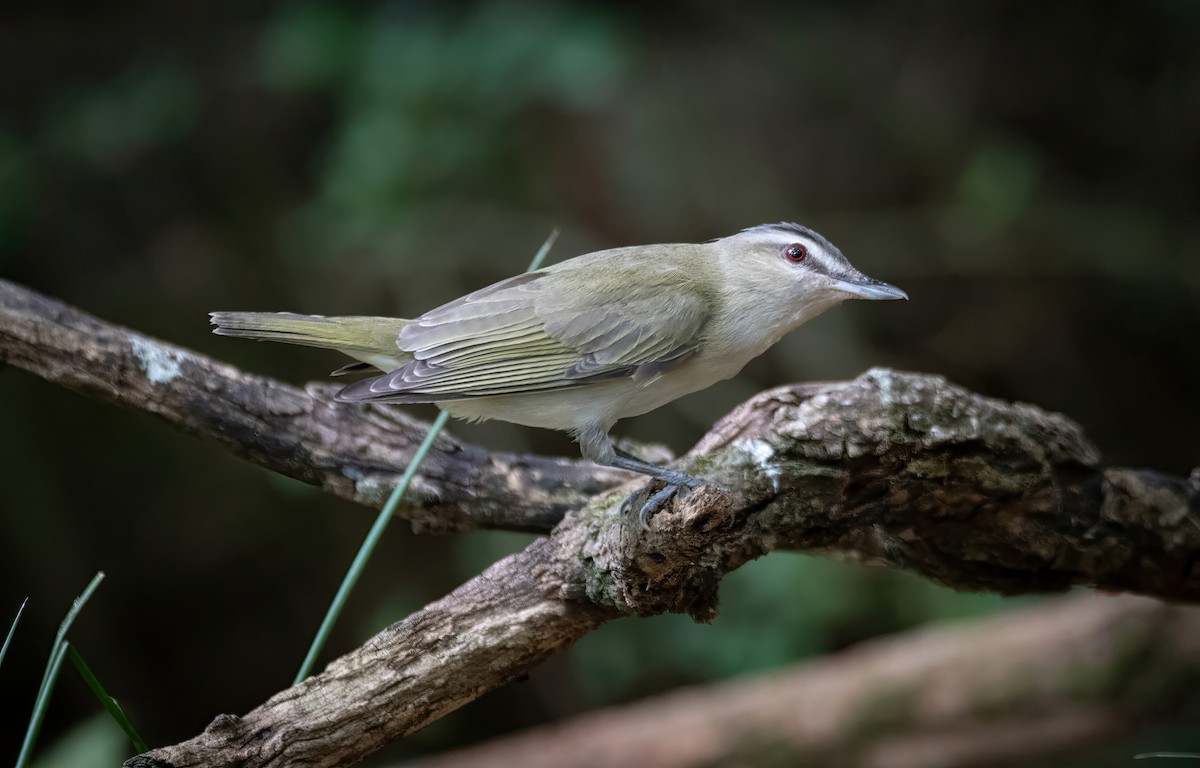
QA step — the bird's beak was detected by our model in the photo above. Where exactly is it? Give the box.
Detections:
[831,274,908,301]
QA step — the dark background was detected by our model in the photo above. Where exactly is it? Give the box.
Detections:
[2,2,1198,765]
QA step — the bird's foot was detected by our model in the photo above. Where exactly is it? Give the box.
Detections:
[635,484,683,530]
[621,474,728,531]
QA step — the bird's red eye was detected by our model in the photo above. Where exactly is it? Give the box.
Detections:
[785,244,807,263]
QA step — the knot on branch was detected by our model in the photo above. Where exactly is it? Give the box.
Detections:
[559,485,737,622]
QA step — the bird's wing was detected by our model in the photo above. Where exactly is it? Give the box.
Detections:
[335,267,711,403]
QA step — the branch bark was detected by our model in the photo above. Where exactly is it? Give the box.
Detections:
[123,539,613,768]
[2,278,1198,767]
[394,593,1200,768]
[0,278,623,533]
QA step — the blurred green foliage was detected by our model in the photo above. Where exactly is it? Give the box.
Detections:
[44,66,199,169]
[264,3,627,266]
[570,554,1022,703]
[1,1,1198,765]
[29,713,128,768]
[957,138,1041,235]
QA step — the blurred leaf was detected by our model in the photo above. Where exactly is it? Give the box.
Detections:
[262,3,362,91]
[957,138,1041,232]
[454,530,538,576]
[30,713,130,768]
[277,3,628,264]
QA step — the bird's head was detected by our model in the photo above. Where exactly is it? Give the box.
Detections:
[713,222,907,308]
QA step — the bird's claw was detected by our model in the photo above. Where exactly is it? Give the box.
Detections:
[621,478,728,531]
[637,485,683,530]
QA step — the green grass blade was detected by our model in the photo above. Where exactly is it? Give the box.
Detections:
[16,571,105,768]
[66,644,148,753]
[527,228,559,272]
[292,229,559,685]
[1,597,28,670]
[292,408,452,684]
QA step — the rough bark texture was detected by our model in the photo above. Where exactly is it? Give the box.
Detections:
[2,278,1198,767]
[396,593,1200,768]
[124,539,614,768]
[0,278,625,533]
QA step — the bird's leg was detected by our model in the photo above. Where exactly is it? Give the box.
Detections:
[609,444,706,489]
[576,425,713,529]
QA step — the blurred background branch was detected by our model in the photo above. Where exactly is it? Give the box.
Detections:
[398,593,1200,768]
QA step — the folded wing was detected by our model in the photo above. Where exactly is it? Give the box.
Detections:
[335,268,710,403]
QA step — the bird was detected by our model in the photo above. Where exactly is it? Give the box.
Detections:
[211,222,907,525]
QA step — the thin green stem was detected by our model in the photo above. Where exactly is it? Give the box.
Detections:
[1,597,27,670]
[16,571,105,768]
[67,644,149,753]
[526,228,559,273]
[293,409,450,684]
[293,229,559,685]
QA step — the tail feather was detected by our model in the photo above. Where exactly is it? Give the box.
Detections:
[210,312,410,371]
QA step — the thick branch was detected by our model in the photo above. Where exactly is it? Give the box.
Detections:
[126,538,614,768]
[652,377,1200,605]
[397,593,1200,768]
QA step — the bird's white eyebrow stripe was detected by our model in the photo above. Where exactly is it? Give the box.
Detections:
[746,222,844,254]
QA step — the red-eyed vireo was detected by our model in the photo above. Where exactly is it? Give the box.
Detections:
[212,222,906,523]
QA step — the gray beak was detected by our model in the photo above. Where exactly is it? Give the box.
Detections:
[832,275,908,301]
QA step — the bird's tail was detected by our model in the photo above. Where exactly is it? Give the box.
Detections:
[209,312,410,370]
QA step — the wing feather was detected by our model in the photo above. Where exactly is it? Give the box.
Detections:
[417,323,568,366]
[335,255,712,404]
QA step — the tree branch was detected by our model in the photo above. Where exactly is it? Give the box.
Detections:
[3,278,1197,767]
[0,278,622,533]
[124,538,614,768]
[394,593,1200,768]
